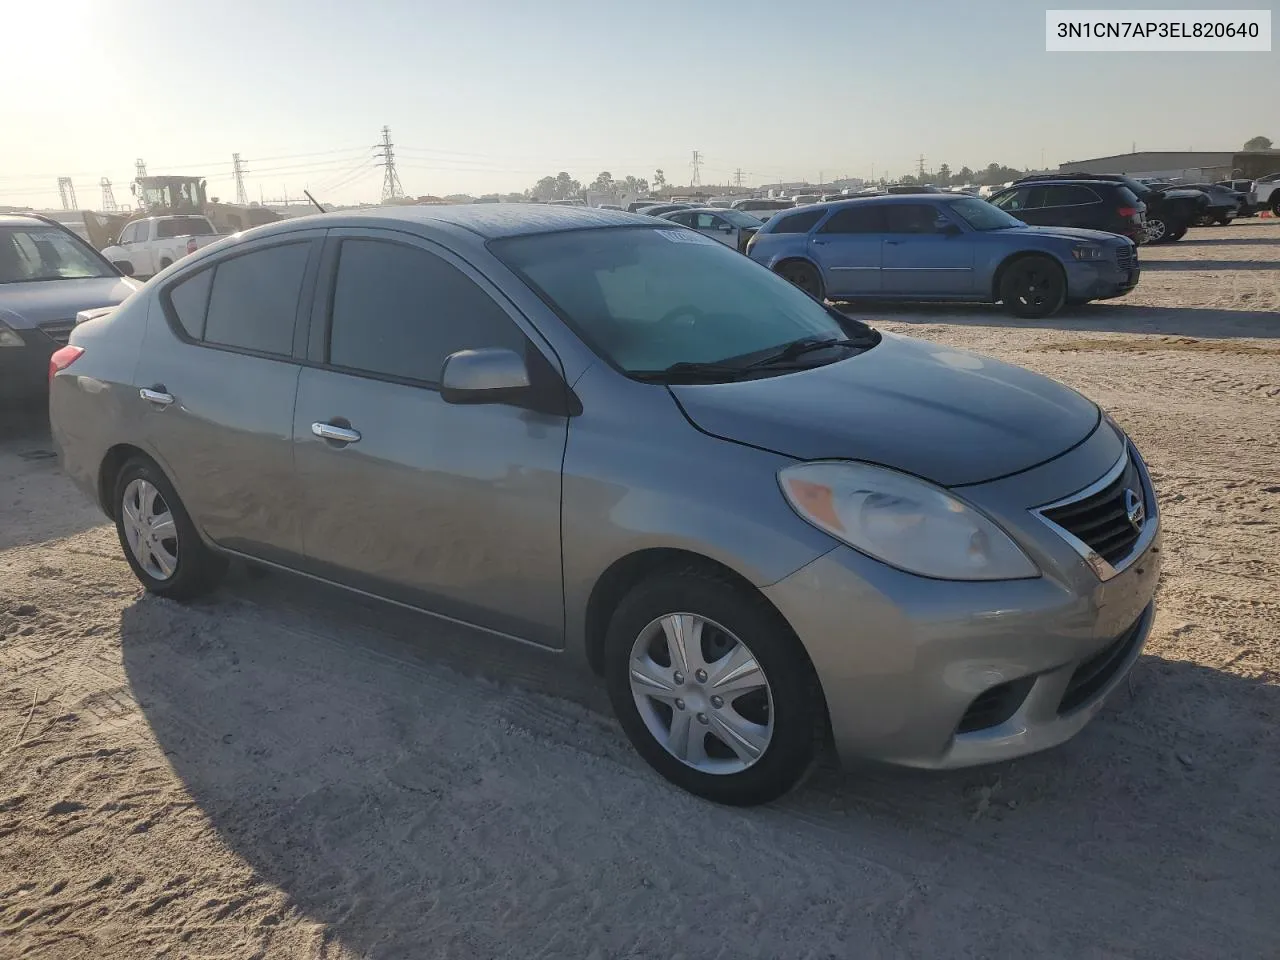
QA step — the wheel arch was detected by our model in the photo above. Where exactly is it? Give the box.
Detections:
[97,443,165,520]
[583,548,789,677]
[991,250,1066,302]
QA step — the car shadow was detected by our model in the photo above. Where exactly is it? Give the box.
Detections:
[1173,235,1279,247]
[836,301,1280,339]
[1139,260,1280,271]
[0,407,106,550]
[118,570,1280,957]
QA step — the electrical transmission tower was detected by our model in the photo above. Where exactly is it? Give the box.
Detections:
[917,154,926,179]
[375,125,404,202]
[135,158,148,180]
[100,178,117,212]
[690,150,702,187]
[232,153,249,205]
[733,168,743,187]
[57,178,78,210]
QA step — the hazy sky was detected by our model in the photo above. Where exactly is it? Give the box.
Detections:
[2,0,1276,208]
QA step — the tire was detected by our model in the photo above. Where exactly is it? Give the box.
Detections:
[1214,217,1232,226]
[113,457,226,600]
[1145,216,1170,243]
[1272,197,1280,217]
[603,567,823,806]
[776,260,825,301]
[1166,226,1188,242]
[158,258,173,269]
[998,255,1066,319]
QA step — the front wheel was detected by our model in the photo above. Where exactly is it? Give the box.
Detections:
[1272,197,1280,217]
[604,568,823,806]
[113,457,226,600]
[1145,217,1170,243]
[1166,225,1188,242]
[776,261,825,301]
[999,256,1066,319]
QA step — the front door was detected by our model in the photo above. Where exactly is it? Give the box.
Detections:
[291,231,569,648]
[132,232,323,562]
[879,203,976,295]
[807,204,885,296]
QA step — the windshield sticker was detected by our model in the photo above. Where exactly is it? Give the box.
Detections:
[658,229,717,245]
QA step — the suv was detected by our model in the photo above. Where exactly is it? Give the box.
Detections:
[1014,174,1208,244]
[988,180,1147,243]
[1155,182,1246,224]
[1,214,140,403]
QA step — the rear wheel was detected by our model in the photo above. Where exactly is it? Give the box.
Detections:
[1166,225,1188,242]
[113,457,225,600]
[1272,197,1280,217]
[1214,217,1232,226]
[776,260,825,301]
[1145,216,1169,243]
[999,256,1066,319]
[604,568,823,806]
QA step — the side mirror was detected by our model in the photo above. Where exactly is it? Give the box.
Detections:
[937,221,962,237]
[440,347,531,405]
[111,260,135,277]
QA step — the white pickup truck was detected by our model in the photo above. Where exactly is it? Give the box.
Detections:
[1249,172,1280,216]
[101,215,221,278]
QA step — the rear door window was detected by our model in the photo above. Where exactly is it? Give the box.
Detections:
[326,239,527,385]
[819,205,886,233]
[883,204,944,234]
[202,242,311,356]
[1043,185,1099,207]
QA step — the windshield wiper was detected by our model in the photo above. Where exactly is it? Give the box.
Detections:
[631,360,752,383]
[740,335,865,370]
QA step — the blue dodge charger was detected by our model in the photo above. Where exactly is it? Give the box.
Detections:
[746,194,1139,319]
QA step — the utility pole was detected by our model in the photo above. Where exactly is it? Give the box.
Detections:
[917,155,926,179]
[690,150,702,188]
[57,177,77,210]
[375,125,404,202]
[733,167,743,187]
[232,153,249,206]
[99,177,117,212]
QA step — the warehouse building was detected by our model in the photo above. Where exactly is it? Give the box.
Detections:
[1058,151,1280,182]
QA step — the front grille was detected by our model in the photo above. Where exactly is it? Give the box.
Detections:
[1041,453,1145,567]
[1058,614,1146,715]
[37,319,76,344]
[956,677,1034,734]
[1115,245,1137,271]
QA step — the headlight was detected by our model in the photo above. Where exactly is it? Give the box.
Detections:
[0,319,25,348]
[1071,244,1106,260]
[779,461,1040,580]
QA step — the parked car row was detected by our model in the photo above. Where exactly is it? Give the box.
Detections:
[48,203,1162,806]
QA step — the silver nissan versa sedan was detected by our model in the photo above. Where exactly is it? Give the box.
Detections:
[50,205,1161,806]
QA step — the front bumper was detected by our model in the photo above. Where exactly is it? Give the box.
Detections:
[764,422,1162,769]
[1065,257,1140,301]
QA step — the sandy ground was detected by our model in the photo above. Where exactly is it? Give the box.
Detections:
[1,221,1278,959]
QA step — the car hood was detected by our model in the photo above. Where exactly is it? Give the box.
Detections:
[1004,225,1130,244]
[669,332,1100,487]
[0,276,139,329]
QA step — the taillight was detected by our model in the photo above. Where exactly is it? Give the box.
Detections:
[185,238,198,255]
[1118,206,1138,218]
[48,345,84,383]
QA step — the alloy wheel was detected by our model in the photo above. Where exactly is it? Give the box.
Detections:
[1012,265,1058,311]
[120,478,179,581]
[628,613,774,774]
[1146,218,1167,241]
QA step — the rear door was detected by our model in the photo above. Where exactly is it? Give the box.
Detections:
[694,212,736,246]
[880,203,976,295]
[290,230,569,647]
[135,230,324,563]
[1039,184,1101,229]
[808,205,885,296]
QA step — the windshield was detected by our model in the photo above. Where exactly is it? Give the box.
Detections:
[950,198,1024,231]
[0,226,115,283]
[720,209,764,227]
[492,226,859,375]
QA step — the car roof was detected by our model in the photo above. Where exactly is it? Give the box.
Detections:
[230,203,658,241]
[0,213,52,227]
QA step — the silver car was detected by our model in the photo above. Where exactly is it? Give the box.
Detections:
[50,205,1161,806]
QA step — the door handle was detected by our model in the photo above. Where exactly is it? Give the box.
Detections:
[885,240,903,245]
[811,239,827,246]
[139,386,175,407]
[311,421,361,444]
